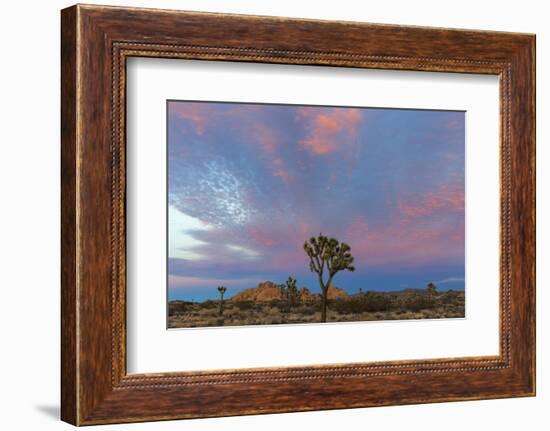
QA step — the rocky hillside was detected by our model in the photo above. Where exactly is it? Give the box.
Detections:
[229,281,349,302]
[229,281,281,302]
[325,285,350,299]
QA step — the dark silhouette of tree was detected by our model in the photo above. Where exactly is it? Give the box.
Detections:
[303,234,355,322]
[217,286,227,317]
[426,282,438,296]
[277,283,288,312]
[285,277,299,308]
[278,277,299,313]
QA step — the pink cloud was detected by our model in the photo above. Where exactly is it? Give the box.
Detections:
[345,216,369,240]
[446,118,461,129]
[300,137,336,155]
[247,227,279,247]
[298,108,362,155]
[271,158,290,183]
[253,124,279,155]
[172,104,291,185]
[169,103,209,135]
[348,219,464,268]
[336,184,464,268]
[398,183,464,219]
[244,125,294,185]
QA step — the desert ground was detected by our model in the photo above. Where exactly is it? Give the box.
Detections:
[168,281,465,328]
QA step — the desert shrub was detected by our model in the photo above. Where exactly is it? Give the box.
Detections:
[331,293,392,314]
[268,299,288,310]
[168,301,187,316]
[331,298,354,314]
[200,300,218,309]
[331,298,348,314]
[399,293,436,311]
[235,301,255,311]
[441,290,464,305]
[266,306,280,317]
[364,293,393,311]
[197,308,215,317]
[297,303,320,315]
[340,297,359,313]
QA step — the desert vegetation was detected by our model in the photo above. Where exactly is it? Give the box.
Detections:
[168,283,465,328]
[168,233,464,328]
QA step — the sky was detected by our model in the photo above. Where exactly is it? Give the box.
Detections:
[167,101,465,301]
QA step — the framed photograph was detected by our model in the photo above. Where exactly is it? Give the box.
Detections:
[61,4,535,425]
[165,100,467,329]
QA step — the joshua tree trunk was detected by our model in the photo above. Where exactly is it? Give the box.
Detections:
[320,286,328,323]
[218,292,224,316]
[318,276,332,323]
[217,286,227,317]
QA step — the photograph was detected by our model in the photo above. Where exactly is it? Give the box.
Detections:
[167,100,466,328]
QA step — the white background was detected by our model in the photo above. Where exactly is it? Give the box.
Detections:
[0,0,547,430]
[127,59,500,373]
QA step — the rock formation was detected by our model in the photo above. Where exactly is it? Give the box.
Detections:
[229,281,282,302]
[229,281,349,302]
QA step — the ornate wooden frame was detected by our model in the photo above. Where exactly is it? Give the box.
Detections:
[61,4,535,425]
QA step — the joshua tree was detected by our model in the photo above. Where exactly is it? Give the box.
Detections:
[303,234,355,322]
[278,277,299,313]
[278,283,288,312]
[285,277,299,308]
[217,286,227,317]
[426,282,438,297]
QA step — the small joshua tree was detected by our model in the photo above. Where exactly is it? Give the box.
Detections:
[426,282,438,297]
[278,283,288,312]
[285,277,299,308]
[217,286,227,317]
[303,234,355,323]
[278,277,299,313]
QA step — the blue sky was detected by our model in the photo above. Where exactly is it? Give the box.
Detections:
[167,101,465,301]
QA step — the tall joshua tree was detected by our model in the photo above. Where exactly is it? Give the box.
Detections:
[217,286,227,317]
[303,234,355,323]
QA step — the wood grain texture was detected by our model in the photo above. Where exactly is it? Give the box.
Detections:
[60,5,78,425]
[60,4,535,425]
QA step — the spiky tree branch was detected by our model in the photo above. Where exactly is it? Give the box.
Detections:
[304,234,355,322]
